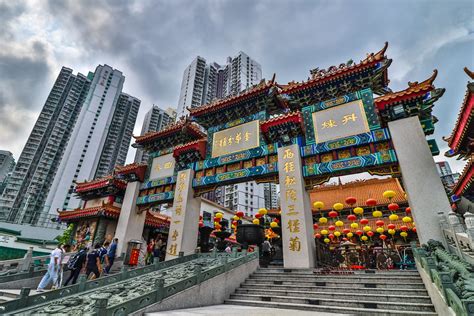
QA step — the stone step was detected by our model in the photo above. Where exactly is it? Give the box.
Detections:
[250,274,422,282]
[225,299,438,316]
[243,279,427,289]
[229,293,435,312]
[256,268,421,276]
[240,283,429,295]
[235,288,432,304]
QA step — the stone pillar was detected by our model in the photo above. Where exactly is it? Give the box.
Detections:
[93,217,107,245]
[277,144,316,269]
[464,212,474,248]
[114,181,144,256]
[165,169,201,260]
[388,117,450,247]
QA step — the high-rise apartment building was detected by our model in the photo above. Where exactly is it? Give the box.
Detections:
[263,183,279,210]
[0,151,15,195]
[176,51,262,118]
[0,67,91,225]
[95,93,140,178]
[222,181,266,217]
[45,65,140,224]
[436,161,460,190]
[134,106,177,163]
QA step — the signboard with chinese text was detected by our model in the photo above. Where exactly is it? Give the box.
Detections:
[211,120,260,158]
[149,153,175,180]
[312,100,370,143]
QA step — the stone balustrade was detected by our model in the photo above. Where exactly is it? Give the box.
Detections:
[413,240,474,316]
[438,211,474,265]
[1,249,258,315]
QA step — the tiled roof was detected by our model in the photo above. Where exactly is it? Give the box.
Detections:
[374,70,437,109]
[260,111,304,133]
[279,42,389,94]
[188,78,276,117]
[145,211,171,228]
[444,67,474,154]
[452,155,473,197]
[310,178,407,212]
[173,138,207,159]
[58,205,121,220]
[75,176,127,193]
[115,163,147,173]
[133,119,206,145]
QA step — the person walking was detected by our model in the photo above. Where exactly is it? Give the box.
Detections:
[55,244,71,289]
[225,243,232,254]
[99,241,110,274]
[145,239,155,265]
[104,238,118,274]
[63,246,87,286]
[37,244,63,292]
[85,244,102,280]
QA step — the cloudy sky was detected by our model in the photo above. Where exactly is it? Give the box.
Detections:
[0,0,473,173]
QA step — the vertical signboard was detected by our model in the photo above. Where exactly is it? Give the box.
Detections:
[277,144,316,268]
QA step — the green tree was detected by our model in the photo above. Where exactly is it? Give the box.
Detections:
[56,223,75,245]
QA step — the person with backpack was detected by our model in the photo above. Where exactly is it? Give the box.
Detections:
[85,243,103,280]
[63,246,87,286]
[99,241,110,271]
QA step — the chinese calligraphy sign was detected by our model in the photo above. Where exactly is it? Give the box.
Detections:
[211,120,260,158]
[149,153,175,180]
[312,100,370,143]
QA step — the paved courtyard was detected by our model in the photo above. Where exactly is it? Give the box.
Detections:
[148,305,350,315]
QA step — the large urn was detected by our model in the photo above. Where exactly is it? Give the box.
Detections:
[198,226,214,253]
[236,224,265,249]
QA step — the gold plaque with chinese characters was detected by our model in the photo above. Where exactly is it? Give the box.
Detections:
[312,100,370,143]
[211,120,260,158]
[149,153,175,180]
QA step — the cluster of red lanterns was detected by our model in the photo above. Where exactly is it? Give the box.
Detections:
[314,191,415,244]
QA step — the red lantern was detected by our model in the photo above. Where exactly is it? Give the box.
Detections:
[345,197,357,206]
[366,198,377,207]
[199,221,204,227]
[255,213,262,219]
[199,215,203,220]
[274,218,280,223]
[328,211,338,218]
[214,217,221,222]
[367,231,374,237]
[343,228,351,234]
[356,230,363,236]
[328,225,336,231]
[329,234,335,239]
[375,220,385,227]
[236,211,244,217]
[387,223,396,230]
[347,214,357,221]
[400,225,408,232]
[342,237,348,241]
[380,234,387,240]
[360,218,369,225]
[406,207,411,214]
[315,233,322,239]
[388,203,399,212]
[313,223,319,230]
[412,227,417,233]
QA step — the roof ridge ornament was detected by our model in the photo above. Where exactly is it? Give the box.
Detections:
[464,67,474,80]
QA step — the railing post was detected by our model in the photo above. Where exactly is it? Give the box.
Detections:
[120,265,128,280]
[78,274,87,292]
[212,248,217,258]
[155,278,165,302]
[232,247,238,258]
[179,251,184,258]
[19,287,31,305]
[93,297,109,314]
[194,264,202,283]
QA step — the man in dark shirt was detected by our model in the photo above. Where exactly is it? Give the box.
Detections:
[105,238,118,274]
[85,244,102,280]
[63,246,87,286]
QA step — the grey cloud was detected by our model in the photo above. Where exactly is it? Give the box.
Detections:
[0,0,473,173]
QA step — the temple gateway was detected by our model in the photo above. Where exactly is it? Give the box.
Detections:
[58,42,451,269]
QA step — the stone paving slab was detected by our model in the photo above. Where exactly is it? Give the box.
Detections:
[146,304,351,315]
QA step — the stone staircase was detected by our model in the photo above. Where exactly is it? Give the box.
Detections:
[225,268,437,315]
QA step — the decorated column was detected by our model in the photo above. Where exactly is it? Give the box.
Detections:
[388,117,450,246]
[277,143,316,268]
[165,169,201,260]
